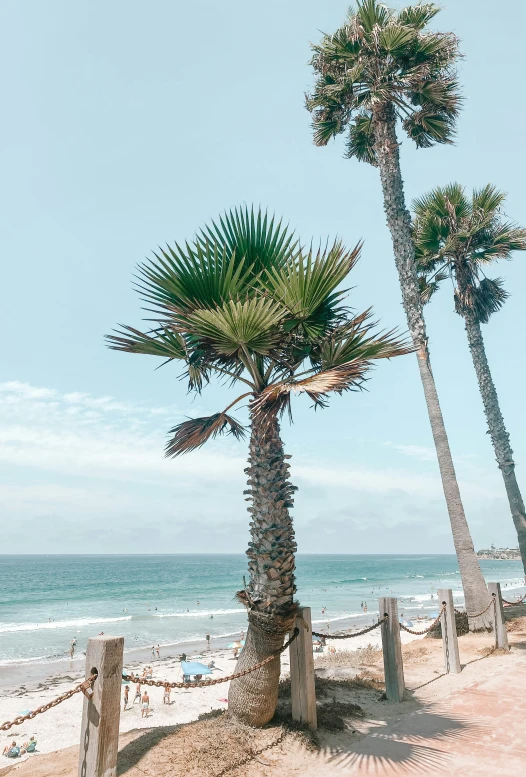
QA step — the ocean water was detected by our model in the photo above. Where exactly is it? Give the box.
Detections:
[0,554,524,667]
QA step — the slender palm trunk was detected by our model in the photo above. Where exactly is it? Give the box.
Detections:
[463,312,526,574]
[372,104,489,620]
[228,409,297,726]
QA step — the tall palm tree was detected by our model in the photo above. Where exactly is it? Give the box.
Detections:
[413,183,526,574]
[306,0,490,616]
[106,207,411,725]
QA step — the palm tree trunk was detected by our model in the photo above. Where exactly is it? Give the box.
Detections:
[463,312,526,574]
[372,104,489,621]
[228,408,298,726]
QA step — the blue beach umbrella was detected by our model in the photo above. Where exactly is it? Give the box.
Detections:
[181,661,212,676]
[400,620,413,628]
[19,709,33,716]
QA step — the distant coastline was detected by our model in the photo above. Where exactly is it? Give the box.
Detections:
[477,547,521,560]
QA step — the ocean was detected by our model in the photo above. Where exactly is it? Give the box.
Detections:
[0,554,524,669]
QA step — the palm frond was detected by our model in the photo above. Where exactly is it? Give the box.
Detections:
[345,114,377,164]
[136,241,253,317]
[263,240,362,336]
[356,0,393,31]
[397,3,440,29]
[198,206,298,277]
[252,314,412,420]
[165,411,247,457]
[185,297,285,357]
[454,277,509,323]
[106,325,187,361]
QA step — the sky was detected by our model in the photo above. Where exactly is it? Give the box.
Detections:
[1,0,525,554]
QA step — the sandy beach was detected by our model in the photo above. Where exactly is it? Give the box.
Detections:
[0,620,431,760]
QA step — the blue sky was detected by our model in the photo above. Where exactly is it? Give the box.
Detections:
[1,0,525,553]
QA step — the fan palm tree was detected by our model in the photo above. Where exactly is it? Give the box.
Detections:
[413,183,526,574]
[106,206,411,726]
[306,0,490,617]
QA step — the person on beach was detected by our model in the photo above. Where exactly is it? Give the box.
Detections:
[3,741,19,758]
[156,645,160,659]
[151,646,156,658]
[133,683,141,704]
[123,685,129,710]
[141,690,150,718]
[20,737,36,754]
[163,684,171,704]
[206,634,210,651]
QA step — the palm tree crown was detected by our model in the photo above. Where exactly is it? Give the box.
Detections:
[107,206,411,451]
[413,183,526,319]
[306,0,461,162]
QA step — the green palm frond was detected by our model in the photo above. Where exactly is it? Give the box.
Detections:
[379,24,416,53]
[356,0,393,31]
[185,297,285,357]
[314,314,413,369]
[397,3,440,29]
[263,241,362,338]
[165,411,247,457]
[345,114,377,164]
[136,241,253,317]
[106,325,187,361]
[198,206,299,278]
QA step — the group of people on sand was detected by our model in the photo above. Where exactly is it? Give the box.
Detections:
[3,737,37,758]
[123,680,172,717]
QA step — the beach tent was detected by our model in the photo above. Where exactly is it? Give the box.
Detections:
[181,661,212,676]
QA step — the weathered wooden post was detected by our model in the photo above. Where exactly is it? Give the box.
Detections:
[78,635,124,777]
[379,597,405,702]
[488,582,509,651]
[438,588,461,674]
[289,606,317,729]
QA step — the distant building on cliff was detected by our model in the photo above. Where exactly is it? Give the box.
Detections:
[477,543,521,560]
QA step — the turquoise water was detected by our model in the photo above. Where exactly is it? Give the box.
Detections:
[0,554,523,666]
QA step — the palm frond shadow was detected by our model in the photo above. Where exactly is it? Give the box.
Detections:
[321,706,486,775]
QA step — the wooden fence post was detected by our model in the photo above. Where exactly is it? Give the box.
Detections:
[437,588,461,674]
[78,635,124,777]
[487,582,509,651]
[379,597,405,703]
[289,606,317,729]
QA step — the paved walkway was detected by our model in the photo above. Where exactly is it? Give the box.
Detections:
[312,652,526,776]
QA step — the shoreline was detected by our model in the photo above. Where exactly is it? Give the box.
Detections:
[0,603,441,692]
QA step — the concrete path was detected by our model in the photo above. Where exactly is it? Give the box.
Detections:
[315,654,526,775]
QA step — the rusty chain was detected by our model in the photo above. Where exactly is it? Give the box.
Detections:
[398,605,446,636]
[124,629,299,689]
[213,730,286,777]
[0,674,96,732]
[466,594,496,619]
[501,593,526,606]
[312,614,388,640]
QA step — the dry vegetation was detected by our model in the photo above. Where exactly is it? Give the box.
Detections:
[313,643,382,669]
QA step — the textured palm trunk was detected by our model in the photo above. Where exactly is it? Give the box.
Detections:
[227,408,298,726]
[463,312,526,575]
[372,104,489,622]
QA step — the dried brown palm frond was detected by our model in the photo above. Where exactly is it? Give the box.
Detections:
[166,411,247,457]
